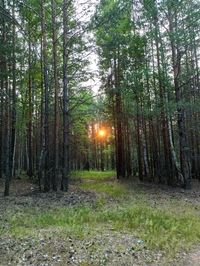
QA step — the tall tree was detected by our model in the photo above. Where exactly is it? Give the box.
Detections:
[62,0,70,191]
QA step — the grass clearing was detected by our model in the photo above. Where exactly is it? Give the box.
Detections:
[2,171,200,260]
[72,170,116,181]
[73,170,129,198]
[79,181,128,198]
[3,199,200,257]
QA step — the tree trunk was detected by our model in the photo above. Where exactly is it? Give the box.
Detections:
[11,3,16,178]
[51,0,59,191]
[27,28,33,178]
[168,8,192,189]
[62,0,70,191]
[41,0,50,192]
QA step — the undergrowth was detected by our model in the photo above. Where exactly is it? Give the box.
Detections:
[1,170,200,258]
[4,201,200,257]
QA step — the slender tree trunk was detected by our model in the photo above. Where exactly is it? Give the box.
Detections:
[4,67,10,196]
[2,0,10,196]
[38,37,44,192]
[136,100,143,181]
[0,52,3,179]
[11,2,16,178]
[51,0,59,191]
[168,8,192,189]
[100,142,104,172]
[41,0,50,192]
[27,28,33,178]
[62,0,70,191]
[114,53,125,179]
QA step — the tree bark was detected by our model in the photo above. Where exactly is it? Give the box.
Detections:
[168,8,192,189]
[41,0,50,192]
[62,0,70,191]
[51,0,59,191]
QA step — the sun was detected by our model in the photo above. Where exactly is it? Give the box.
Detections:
[98,129,106,137]
[94,125,110,141]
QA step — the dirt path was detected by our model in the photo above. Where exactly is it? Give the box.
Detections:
[179,248,200,266]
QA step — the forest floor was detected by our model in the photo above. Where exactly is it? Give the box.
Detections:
[1,171,200,265]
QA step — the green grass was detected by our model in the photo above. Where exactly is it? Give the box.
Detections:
[9,206,93,237]
[2,171,200,259]
[73,170,127,198]
[79,182,128,198]
[72,170,116,181]
[4,200,200,257]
